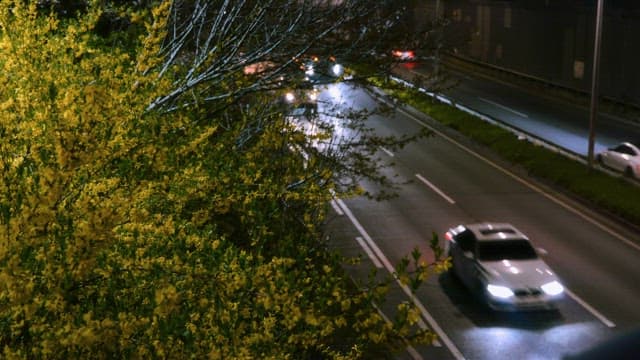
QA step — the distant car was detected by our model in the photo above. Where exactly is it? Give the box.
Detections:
[297,55,344,83]
[445,223,564,311]
[242,60,277,75]
[391,49,416,62]
[282,81,318,117]
[596,141,640,178]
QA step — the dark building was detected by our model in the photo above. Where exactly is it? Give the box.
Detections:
[429,0,640,107]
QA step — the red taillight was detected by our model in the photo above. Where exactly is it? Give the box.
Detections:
[445,232,453,241]
[392,50,415,60]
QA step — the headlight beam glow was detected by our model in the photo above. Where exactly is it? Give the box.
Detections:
[541,281,564,296]
[487,284,514,299]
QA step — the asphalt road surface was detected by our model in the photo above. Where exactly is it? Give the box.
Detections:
[319,82,640,360]
[392,61,640,157]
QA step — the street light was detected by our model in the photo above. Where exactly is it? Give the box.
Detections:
[588,0,604,167]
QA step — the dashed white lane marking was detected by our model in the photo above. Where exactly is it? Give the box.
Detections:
[380,146,395,157]
[479,97,529,118]
[565,289,615,328]
[416,174,456,205]
[400,107,618,328]
[355,236,383,268]
[330,199,344,216]
[334,198,467,359]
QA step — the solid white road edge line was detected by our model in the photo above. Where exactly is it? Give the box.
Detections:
[335,198,468,359]
[334,199,444,348]
[401,107,619,328]
[355,236,383,269]
[415,174,456,205]
[478,97,529,118]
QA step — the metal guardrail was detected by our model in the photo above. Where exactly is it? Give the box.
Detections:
[443,52,640,118]
[388,75,587,164]
[372,75,639,186]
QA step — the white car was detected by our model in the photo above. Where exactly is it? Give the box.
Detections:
[445,223,564,311]
[597,141,640,178]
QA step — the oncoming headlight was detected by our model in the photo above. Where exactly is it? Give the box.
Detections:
[305,65,314,76]
[541,281,564,296]
[487,284,514,299]
[331,63,344,76]
[285,92,295,103]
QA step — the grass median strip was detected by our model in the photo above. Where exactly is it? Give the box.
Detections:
[369,76,640,227]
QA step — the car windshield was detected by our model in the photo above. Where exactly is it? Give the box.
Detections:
[477,240,538,261]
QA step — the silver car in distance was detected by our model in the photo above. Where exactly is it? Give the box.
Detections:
[445,223,564,311]
[596,141,640,178]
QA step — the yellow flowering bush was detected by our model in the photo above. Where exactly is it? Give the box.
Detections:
[0,1,441,358]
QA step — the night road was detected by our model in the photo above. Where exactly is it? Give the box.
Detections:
[319,82,640,360]
[392,61,640,158]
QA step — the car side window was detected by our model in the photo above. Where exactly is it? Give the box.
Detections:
[616,145,634,155]
[454,230,475,252]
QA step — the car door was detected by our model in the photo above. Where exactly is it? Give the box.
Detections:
[627,147,640,174]
[460,241,483,292]
[609,144,633,171]
[449,234,466,279]
[453,231,477,289]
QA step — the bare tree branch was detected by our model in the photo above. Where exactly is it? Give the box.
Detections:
[146,0,410,112]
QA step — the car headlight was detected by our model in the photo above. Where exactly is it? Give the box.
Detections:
[541,281,564,296]
[331,63,344,76]
[285,92,295,103]
[486,284,514,299]
[305,65,314,76]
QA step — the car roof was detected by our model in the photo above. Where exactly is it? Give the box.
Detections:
[624,141,640,150]
[463,223,529,242]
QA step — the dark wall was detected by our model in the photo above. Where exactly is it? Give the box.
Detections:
[439,0,640,106]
